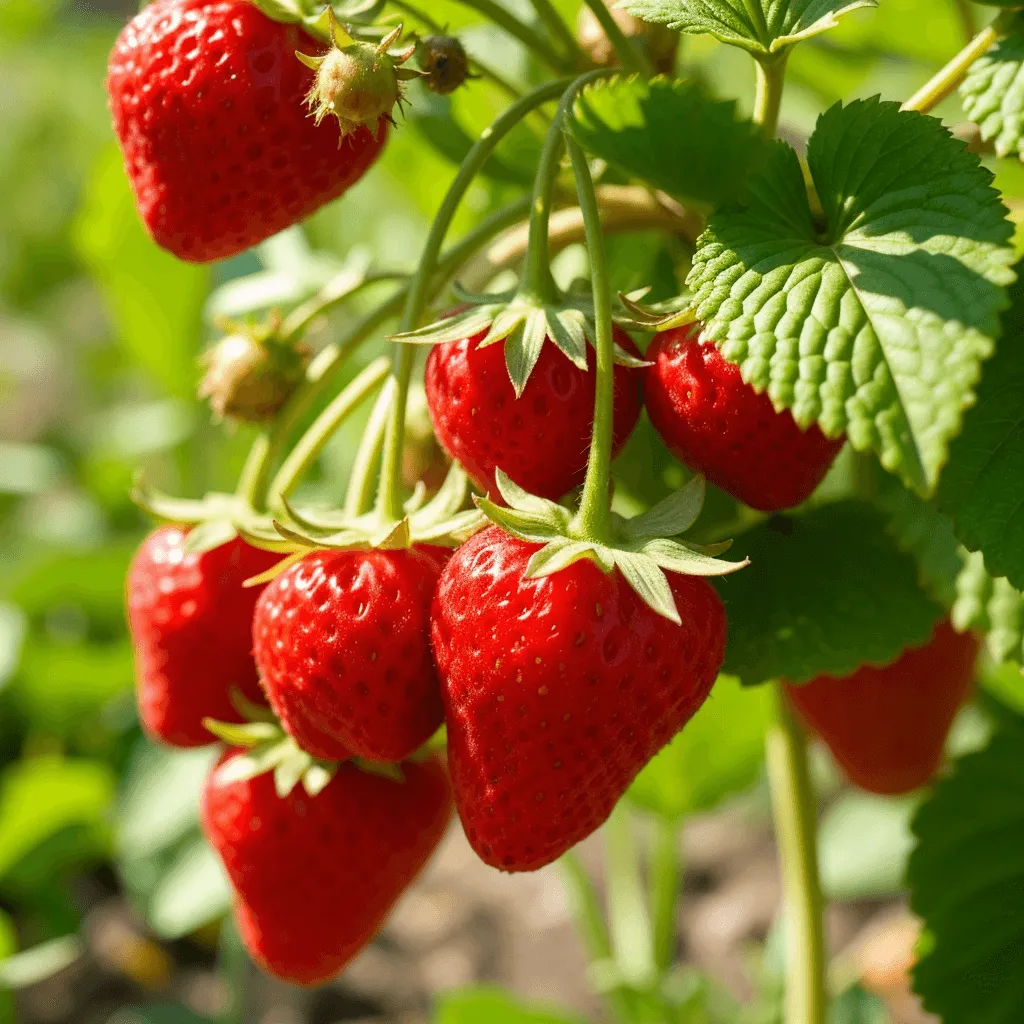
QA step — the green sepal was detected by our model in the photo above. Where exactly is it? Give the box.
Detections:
[251,0,386,43]
[476,472,747,624]
[618,290,698,333]
[202,719,282,748]
[351,758,406,782]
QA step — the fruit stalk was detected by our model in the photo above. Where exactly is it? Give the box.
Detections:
[605,805,656,990]
[528,0,588,66]
[766,686,828,1024]
[579,0,652,74]
[566,131,617,542]
[902,16,1011,114]
[450,0,575,71]
[376,78,570,522]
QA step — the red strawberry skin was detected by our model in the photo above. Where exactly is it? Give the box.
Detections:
[126,527,280,747]
[431,526,727,872]
[425,325,644,500]
[201,752,452,986]
[107,0,387,263]
[253,547,450,763]
[645,325,845,511]
[786,619,979,796]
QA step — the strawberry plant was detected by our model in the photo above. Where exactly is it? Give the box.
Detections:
[6,0,1022,1020]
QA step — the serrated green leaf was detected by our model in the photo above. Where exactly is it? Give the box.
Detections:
[506,310,549,397]
[628,674,771,819]
[688,98,1017,495]
[612,551,681,624]
[569,76,770,212]
[961,19,1024,161]
[717,501,943,685]
[621,0,876,54]
[623,476,707,540]
[939,267,1024,590]
[909,721,1024,1024]
[953,551,1024,665]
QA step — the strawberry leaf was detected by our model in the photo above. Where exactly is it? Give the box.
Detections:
[689,98,1017,495]
[568,76,771,212]
[621,0,876,55]
[953,551,1024,665]
[717,501,944,686]
[909,720,1024,1024]
[939,267,1024,591]
[961,16,1024,161]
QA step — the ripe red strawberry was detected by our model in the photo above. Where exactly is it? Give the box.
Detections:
[253,546,450,763]
[201,751,452,985]
[786,619,979,796]
[645,325,845,511]
[425,326,644,500]
[107,0,387,263]
[430,526,726,872]
[127,527,280,747]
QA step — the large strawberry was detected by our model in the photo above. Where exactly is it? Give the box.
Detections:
[425,325,644,500]
[201,751,452,985]
[107,0,388,263]
[645,324,845,511]
[127,527,279,747]
[430,525,727,872]
[253,546,449,763]
[786,619,979,796]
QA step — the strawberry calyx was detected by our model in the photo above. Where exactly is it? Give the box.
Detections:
[237,462,485,555]
[476,471,748,624]
[618,288,699,332]
[296,15,420,140]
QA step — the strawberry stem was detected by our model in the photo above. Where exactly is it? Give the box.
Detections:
[375,78,571,523]
[752,51,788,138]
[766,686,827,1024]
[450,0,576,72]
[521,110,570,304]
[567,131,616,543]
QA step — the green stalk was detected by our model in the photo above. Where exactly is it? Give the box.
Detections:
[280,271,406,344]
[344,380,396,518]
[580,0,651,74]
[267,356,391,508]
[605,804,656,990]
[752,52,788,137]
[236,432,274,510]
[375,78,570,522]
[902,18,1007,114]
[451,0,574,72]
[521,114,570,302]
[566,132,616,543]
[650,817,681,973]
[766,686,827,1024]
[530,0,589,66]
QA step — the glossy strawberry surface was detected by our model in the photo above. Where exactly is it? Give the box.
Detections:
[254,546,450,763]
[127,527,279,747]
[645,325,845,511]
[201,752,452,985]
[787,619,979,795]
[431,526,727,871]
[107,0,386,262]
[425,325,643,500]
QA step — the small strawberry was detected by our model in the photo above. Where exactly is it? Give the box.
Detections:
[425,324,643,500]
[253,546,450,763]
[786,619,979,796]
[127,527,280,747]
[431,525,727,872]
[645,325,845,511]
[201,751,452,986]
[107,0,388,263]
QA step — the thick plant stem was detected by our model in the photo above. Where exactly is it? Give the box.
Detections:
[650,817,681,973]
[567,133,616,543]
[753,52,788,137]
[266,357,391,509]
[902,20,1005,114]
[766,685,827,1024]
[580,0,651,74]
[451,0,573,71]
[376,79,571,522]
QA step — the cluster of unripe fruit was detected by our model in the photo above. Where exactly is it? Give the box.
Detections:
[112,0,981,988]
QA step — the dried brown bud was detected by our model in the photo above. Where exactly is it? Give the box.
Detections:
[577,1,678,75]
[417,35,472,95]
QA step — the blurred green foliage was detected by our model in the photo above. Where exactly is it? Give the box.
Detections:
[0,0,1022,1019]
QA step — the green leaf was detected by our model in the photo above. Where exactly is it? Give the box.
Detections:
[688,98,1017,495]
[628,674,771,819]
[434,987,585,1024]
[909,721,1024,1024]
[939,267,1024,591]
[621,0,876,55]
[568,76,771,212]
[717,501,943,685]
[961,18,1024,161]
[0,936,83,990]
[829,986,889,1024]
[146,838,230,940]
[953,551,1024,665]
[819,791,917,900]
